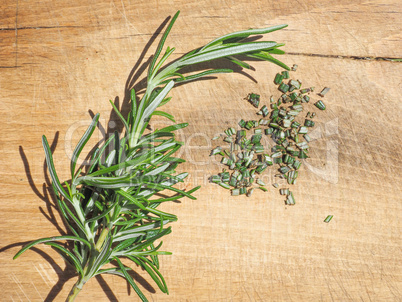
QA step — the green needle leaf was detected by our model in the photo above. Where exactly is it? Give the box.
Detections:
[180,42,279,66]
[71,113,100,178]
[42,135,73,203]
[114,257,149,302]
[200,24,288,51]
[14,235,91,260]
[148,11,180,81]
[45,242,84,277]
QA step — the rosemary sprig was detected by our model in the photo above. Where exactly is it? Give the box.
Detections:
[14,11,288,301]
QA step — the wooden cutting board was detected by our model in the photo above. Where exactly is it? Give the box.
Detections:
[1,0,401,301]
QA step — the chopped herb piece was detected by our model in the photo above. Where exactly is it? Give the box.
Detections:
[278,83,290,93]
[324,215,333,223]
[221,171,230,182]
[229,176,237,187]
[315,100,326,110]
[298,126,308,134]
[247,93,260,107]
[318,87,330,97]
[304,119,315,127]
[299,150,308,159]
[224,136,234,143]
[288,110,300,116]
[265,128,273,135]
[273,183,279,188]
[289,80,301,90]
[256,163,268,173]
[281,96,290,104]
[296,141,309,149]
[285,191,295,205]
[210,146,222,156]
[291,121,301,128]
[265,156,273,165]
[246,188,255,197]
[219,182,231,189]
[238,119,246,128]
[291,64,298,71]
[258,186,268,192]
[245,120,254,130]
[281,70,290,79]
[231,188,240,196]
[211,175,221,183]
[254,145,265,153]
[260,105,269,117]
[271,151,282,158]
[274,73,285,84]
[303,134,311,142]
[293,160,302,170]
[280,188,289,195]
[251,134,262,144]
[282,119,292,128]
[292,104,303,111]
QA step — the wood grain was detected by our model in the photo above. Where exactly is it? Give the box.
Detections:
[1,0,401,301]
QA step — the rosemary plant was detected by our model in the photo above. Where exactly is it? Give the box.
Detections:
[14,11,288,301]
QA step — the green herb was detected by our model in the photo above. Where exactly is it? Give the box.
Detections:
[259,105,269,117]
[285,191,296,205]
[231,188,240,196]
[210,146,222,155]
[210,57,332,209]
[246,188,255,197]
[14,11,290,302]
[219,182,231,189]
[274,73,285,84]
[315,100,326,110]
[324,215,333,223]
[318,87,330,97]
[211,175,221,183]
[278,82,290,93]
[304,119,315,127]
[248,93,261,107]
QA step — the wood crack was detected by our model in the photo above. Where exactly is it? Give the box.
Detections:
[286,52,401,62]
[0,25,84,31]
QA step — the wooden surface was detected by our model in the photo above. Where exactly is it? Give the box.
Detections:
[1,0,401,301]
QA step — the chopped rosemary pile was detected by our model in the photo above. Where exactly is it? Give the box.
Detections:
[210,65,331,204]
[13,11,289,302]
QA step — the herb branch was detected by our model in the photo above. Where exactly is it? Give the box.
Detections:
[14,11,288,301]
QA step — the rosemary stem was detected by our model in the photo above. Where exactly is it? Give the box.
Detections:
[66,278,85,302]
[95,227,109,251]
